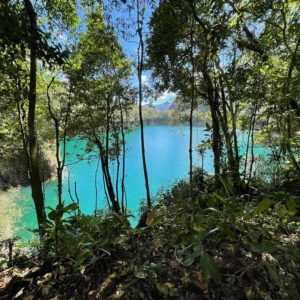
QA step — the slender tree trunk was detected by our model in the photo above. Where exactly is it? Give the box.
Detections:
[46,77,71,209]
[202,70,222,180]
[46,77,62,205]
[189,0,222,184]
[115,136,120,205]
[218,77,240,189]
[248,108,257,184]
[137,0,151,208]
[74,181,80,215]
[67,170,75,203]
[120,102,126,213]
[286,115,300,173]
[282,38,300,173]
[95,137,120,213]
[243,113,253,182]
[94,155,100,214]
[189,20,195,196]
[230,101,240,169]
[210,104,222,181]
[24,0,46,234]
[216,60,241,187]
[189,102,193,190]
[102,170,111,209]
[15,75,30,170]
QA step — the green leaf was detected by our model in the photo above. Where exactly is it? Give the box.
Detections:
[192,223,207,235]
[75,250,91,267]
[286,198,296,210]
[155,283,170,295]
[48,210,57,221]
[46,206,55,211]
[266,263,282,287]
[48,210,63,221]
[212,192,226,203]
[218,175,234,196]
[64,203,79,212]
[252,239,276,254]
[203,227,219,239]
[200,253,221,283]
[146,211,162,226]
[182,255,195,267]
[134,269,146,279]
[220,223,234,240]
[205,122,211,131]
[205,207,221,213]
[255,197,271,214]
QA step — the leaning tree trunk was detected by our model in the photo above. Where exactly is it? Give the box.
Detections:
[95,137,120,213]
[24,0,46,234]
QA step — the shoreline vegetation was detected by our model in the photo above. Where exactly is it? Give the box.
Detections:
[0,170,299,299]
[0,0,299,299]
[0,143,57,192]
[0,110,206,192]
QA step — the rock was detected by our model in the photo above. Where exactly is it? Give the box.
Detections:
[0,276,12,291]
[12,287,25,299]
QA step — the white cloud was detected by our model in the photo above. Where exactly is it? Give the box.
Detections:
[156,91,176,104]
[141,74,149,86]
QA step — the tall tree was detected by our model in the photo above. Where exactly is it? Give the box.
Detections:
[24,0,46,232]
[137,0,152,208]
[68,5,132,213]
[0,0,75,234]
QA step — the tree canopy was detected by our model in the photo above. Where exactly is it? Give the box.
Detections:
[0,0,299,299]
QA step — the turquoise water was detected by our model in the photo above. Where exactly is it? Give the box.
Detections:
[11,125,268,240]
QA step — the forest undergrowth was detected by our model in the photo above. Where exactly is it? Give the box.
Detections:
[0,170,299,300]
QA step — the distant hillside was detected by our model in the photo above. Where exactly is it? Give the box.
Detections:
[143,101,176,111]
[143,101,207,112]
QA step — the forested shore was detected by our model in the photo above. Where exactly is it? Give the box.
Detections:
[0,0,299,299]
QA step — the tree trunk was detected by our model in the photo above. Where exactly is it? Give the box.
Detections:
[94,155,100,214]
[202,70,222,181]
[119,100,126,213]
[248,109,256,184]
[95,137,120,213]
[137,0,151,208]
[218,77,240,189]
[46,77,63,205]
[24,0,46,234]
[189,19,195,197]
[115,137,120,205]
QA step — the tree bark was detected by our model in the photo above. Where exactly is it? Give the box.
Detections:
[218,77,240,189]
[202,70,222,180]
[24,0,46,234]
[119,99,126,213]
[189,19,195,197]
[95,137,120,213]
[137,0,151,208]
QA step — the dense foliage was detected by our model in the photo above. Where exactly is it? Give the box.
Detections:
[0,0,299,299]
[1,172,299,299]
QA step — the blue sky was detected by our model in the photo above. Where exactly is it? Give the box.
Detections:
[103,0,176,105]
[47,0,176,105]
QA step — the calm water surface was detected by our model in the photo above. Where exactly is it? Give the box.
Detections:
[11,125,267,240]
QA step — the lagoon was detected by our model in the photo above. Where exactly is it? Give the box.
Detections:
[5,125,267,240]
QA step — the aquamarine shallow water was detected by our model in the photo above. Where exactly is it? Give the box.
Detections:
[12,125,267,240]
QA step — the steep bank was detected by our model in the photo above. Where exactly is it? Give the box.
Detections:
[0,143,56,191]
